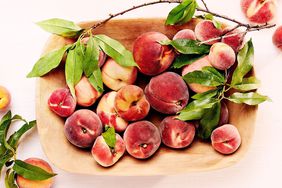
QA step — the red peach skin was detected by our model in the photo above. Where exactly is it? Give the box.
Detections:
[211,124,241,155]
[124,121,161,159]
[221,27,245,52]
[195,20,223,45]
[173,29,196,40]
[273,26,282,50]
[92,134,126,167]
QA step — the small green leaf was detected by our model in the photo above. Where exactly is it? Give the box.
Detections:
[232,77,261,91]
[36,18,83,38]
[94,35,137,67]
[5,169,18,188]
[172,54,204,69]
[231,39,254,85]
[198,102,221,140]
[192,89,219,100]
[27,45,71,78]
[204,13,214,20]
[13,160,57,181]
[88,71,103,93]
[102,127,116,149]
[213,20,222,29]
[227,92,271,105]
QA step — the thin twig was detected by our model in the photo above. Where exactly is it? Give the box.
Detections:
[200,0,209,11]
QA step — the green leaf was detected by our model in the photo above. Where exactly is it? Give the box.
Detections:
[0,152,13,173]
[88,71,103,93]
[13,160,57,181]
[0,111,11,125]
[232,77,261,91]
[202,66,225,81]
[231,39,254,85]
[204,14,222,29]
[163,39,210,55]
[36,18,83,38]
[102,127,116,149]
[94,34,137,67]
[27,45,70,78]
[213,20,222,29]
[192,89,219,100]
[198,102,221,140]
[65,42,84,97]
[166,0,197,25]
[204,13,214,20]
[227,92,271,105]
[5,169,18,188]
[172,54,204,69]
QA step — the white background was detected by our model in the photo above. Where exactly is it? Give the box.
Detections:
[1,0,282,187]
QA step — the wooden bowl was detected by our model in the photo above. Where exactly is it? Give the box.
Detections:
[36,18,257,176]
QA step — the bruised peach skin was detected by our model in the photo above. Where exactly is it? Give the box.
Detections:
[145,72,189,114]
[173,29,196,40]
[124,121,161,159]
[241,0,276,24]
[273,26,282,50]
[48,88,76,117]
[133,32,175,76]
[195,20,223,45]
[222,27,245,52]
[102,58,137,91]
[97,91,128,132]
[211,124,241,155]
[16,158,54,188]
[160,116,196,149]
[64,109,102,148]
[92,134,126,167]
[219,102,229,126]
[182,56,216,93]
[114,85,150,122]
[0,86,11,111]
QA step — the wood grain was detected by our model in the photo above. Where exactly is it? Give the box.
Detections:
[36,18,257,176]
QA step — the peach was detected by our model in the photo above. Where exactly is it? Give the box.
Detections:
[219,102,229,126]
[75,76,102,107]
[173,29,196,40]
[208,42,236,70]
[211,124,241,154]
[133,32,175,76]
[124,121,161,159]
[16,158,54,188]
[97,91,128,132]
[114,85,150,122]
[182,56,216,93]
[91,133,125,167]
[48,88,76,117]
[159,116,195,149]
[195,20,223,45]
[272,25,282,50]
[64,109,102,148]
[241,0,276,24]
[0,85,11,111]
[221,27,245,52]
[102,58,137,91]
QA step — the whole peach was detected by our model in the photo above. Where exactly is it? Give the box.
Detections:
[92,133,125,167]
[160,116,195,149]
[173,29,196,40]
[211,124,241,154]
[75,76,102,107]
[64,109,102,148]
[182,56,216,93]
[195,20,223,45]
[48,88,76,117]
[241,0,276,24]
[133,32,175,76]
[124,121,161,159]
[145,72,189,114]
[219,102,229,126]
[115,85,150,122]
[273,25,282,50]
[97,91,128,132]
[208,42,236,70]
[221,27,245,52]
[102,58,137,91]
[16,158,54,188]
[0,85,11,111]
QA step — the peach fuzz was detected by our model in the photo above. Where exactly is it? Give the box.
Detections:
[159,116,196,149]
[102,58,137,91]
[97,91,128,132]
[209,42,236,70]
[48,88,76,117]
[64,109,102,148]
[133,31,175,76]
[173,29,196,40]
[241,0,276,24]
[114,85,150,122]
[92,133,125,167]
[145,72,189,114]
[221,27,245,52]
[195,20,223,45]
[0,85,11,111]
[124,121,161,159]
[273,26,282,50]
[211,124,241,155]
[182,56,216,93]
[16,158,54,188]
[75,76,102,107]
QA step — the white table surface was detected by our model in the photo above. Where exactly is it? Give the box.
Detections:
[1,0,282,187]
